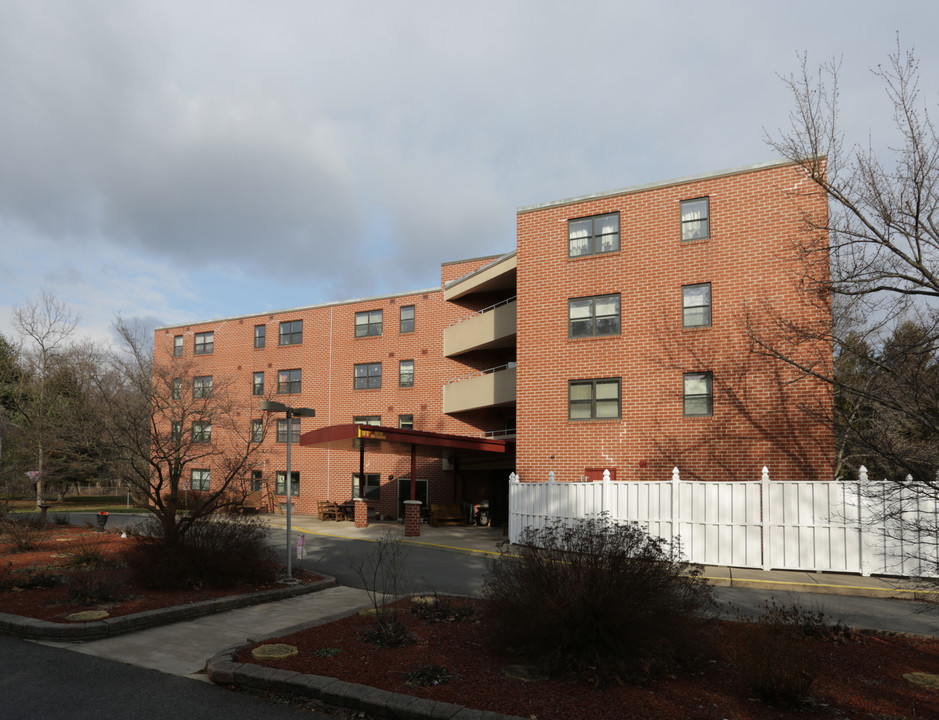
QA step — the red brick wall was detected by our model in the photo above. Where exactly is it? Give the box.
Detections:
[515,161,833,483]
[154,275,507,518]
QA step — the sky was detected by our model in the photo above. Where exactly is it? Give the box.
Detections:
[1,1,938,347]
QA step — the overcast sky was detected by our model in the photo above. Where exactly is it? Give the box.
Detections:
[1,1,937,346]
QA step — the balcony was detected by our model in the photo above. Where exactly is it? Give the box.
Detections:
[444,298,517,357]
[443,363,517,414]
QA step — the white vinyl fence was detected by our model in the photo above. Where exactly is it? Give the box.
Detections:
[508,467,939,578]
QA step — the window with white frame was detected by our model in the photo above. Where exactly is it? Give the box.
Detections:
[682,283,711,327]
[680,197,710,240]
[173,335,183,357]
[568,294,621,338]
[568,378,621,420]
[399,359,414,387]
[354,362,382,389]
[253,371,264,396]
[355,309,383,337]
[279,320,302,346]
[191,469,210,491]
[352,472,380,501]
[193,375,213,398]
[398,414,414,429]
[171,421,182,443]
[400,305,415,333]
[251,419,263,443]
[683,372,713,416]
[353,415,381,425]
[276,418,301,443]
[275,471,299,495]
[194,331,214,355]
[172,378,181,400]
[278,368,301,394]
[568,212,620,257]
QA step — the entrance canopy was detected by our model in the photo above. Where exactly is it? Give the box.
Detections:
[299,423,511,457]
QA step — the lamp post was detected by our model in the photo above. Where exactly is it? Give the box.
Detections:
[260,400,315,580]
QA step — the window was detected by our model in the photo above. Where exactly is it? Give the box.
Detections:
[251,419,263,443]
[254,324,266,349]
[252,371,264,396]
[193,375,213,398]
[250,470,263,492]
[278,368,301,394]
[398,414,414,430]
[172,378,181,400]
[353,415,381,426]
[279,320,303,346]
[400,305,415,333]
[171,421,182,443]
[192,421,211,443]
[276,418,301,443]
[568,378,621,420]
[355,309,383,337]
[682,283,711,328]
[194,331,214,355]
[354,362,382,389]
[191,469,210,491]
[568,212,619,257]
[352,472,380,501]
[568,294,621,338]
[173,335,183,357]
[683,372,713,416]
[680,197,710,240]
[275,471,299,496]
[399,359,414,387]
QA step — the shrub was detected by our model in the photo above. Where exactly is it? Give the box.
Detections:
[482,514,714,685]
[0,566,60,591]
[68,570,122,604]
[123,515,277,590]
[65,538,118,569]
[732,598,843,708]
[1,516,44,552]
[350,532,415,647]
[410,593,478,623]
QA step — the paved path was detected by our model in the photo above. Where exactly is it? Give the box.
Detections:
[38,585,372,679]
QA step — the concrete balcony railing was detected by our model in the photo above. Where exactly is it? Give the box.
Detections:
[443,363,517,414]
[444,298,517,357]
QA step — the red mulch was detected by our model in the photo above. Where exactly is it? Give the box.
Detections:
[239,597,939,720]
[0,524,320,623]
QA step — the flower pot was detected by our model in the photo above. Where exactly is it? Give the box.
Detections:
[96,514,109,531]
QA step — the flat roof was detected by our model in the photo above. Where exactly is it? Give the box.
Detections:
[516,158,798,214]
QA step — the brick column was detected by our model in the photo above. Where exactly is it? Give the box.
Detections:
[403,500,422,537]
[354,498,368,528]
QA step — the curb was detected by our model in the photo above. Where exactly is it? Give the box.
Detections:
[0,575,338,642]
[207,646,529,720]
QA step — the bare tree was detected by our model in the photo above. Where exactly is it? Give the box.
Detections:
[9,291,80,507]
[101,318,268,547]
[747,41,939,582]
[752,40,939,484]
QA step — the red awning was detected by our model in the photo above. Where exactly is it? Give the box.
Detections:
[299,424,510,457]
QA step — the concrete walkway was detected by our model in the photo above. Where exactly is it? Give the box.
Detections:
[39,585,373,680]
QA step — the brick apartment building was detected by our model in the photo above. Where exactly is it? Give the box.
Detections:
[154,159,832,522]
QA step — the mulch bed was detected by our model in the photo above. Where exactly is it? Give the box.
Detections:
[238,596,939,720]
[0,523,320,623]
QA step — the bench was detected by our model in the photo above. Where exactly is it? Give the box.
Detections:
[318,500,341,521]
[429,503,466,527]
[239,491,264,514]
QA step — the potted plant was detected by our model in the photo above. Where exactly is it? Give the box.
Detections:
[96,511,109,531]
